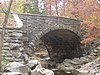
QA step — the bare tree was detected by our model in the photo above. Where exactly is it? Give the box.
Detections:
[55,0,58,16]
[63,0,66,16]
[0,0,13,71]
[49,0,51,15]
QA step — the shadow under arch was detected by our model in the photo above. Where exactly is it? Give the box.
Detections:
[40,29,84,63]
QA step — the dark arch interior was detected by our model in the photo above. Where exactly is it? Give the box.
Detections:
[40,29,83,62]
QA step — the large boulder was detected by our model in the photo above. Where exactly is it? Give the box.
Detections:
[4,62,30,74]
[27,60,39,70]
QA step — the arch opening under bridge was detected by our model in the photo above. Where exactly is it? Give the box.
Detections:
[40,29,83,62]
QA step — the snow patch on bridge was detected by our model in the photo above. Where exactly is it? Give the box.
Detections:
[12,14,23,28]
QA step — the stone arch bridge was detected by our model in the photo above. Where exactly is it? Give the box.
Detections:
[11,13,90,62]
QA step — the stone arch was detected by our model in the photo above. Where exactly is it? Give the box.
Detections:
[36,24,82,42]
[40,29,83,63]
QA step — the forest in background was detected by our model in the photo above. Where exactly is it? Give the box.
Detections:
[0,0,100,73]
[0,0,100,43]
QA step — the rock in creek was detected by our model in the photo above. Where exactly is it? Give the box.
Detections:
[77,57,100,75]
[4,62,30,74]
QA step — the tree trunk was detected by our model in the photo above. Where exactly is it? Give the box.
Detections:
[55,0,58,16]
[0,34,3,71]
[49,0,51,15]
[43,0,47,15]
[33,0,39,14]
[0,0,13,72]
[63,0,65,16]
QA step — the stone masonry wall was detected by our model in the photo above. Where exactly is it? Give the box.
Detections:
[17,13,82,43]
